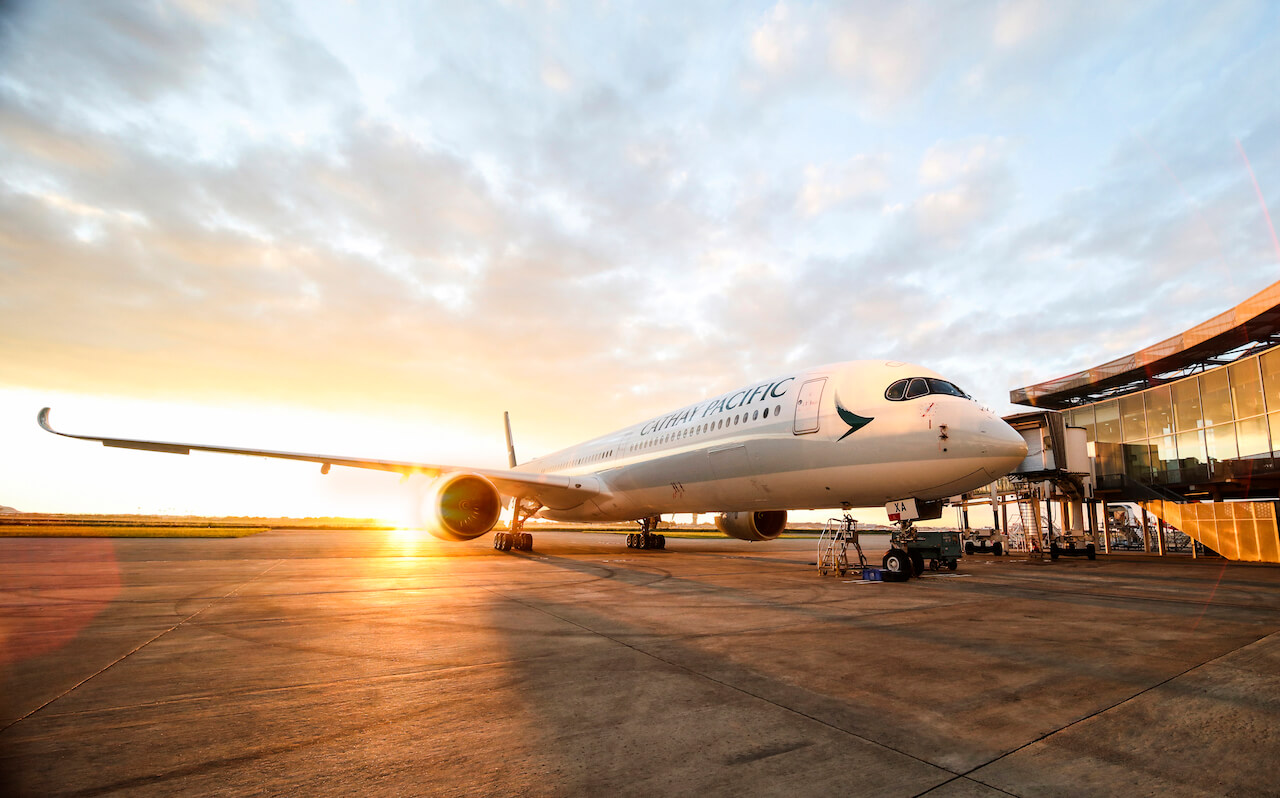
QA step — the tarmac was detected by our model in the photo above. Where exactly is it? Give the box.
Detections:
[1,528,1279,797]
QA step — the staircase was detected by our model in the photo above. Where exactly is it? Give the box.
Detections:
[1133,499,1280,562]
[818,516,867,576]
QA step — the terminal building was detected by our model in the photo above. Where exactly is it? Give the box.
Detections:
[1002,278,1280,563]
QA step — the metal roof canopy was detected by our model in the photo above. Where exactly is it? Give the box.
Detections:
[1010,280,1280,409]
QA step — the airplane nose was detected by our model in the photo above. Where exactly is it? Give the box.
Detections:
[984,419,1028,478]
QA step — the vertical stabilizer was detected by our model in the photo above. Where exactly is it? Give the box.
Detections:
[503,411,517,468]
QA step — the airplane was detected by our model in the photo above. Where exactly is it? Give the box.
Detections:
[38,359,1027,574]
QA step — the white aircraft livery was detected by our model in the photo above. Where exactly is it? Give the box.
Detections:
[39,360,1027,553]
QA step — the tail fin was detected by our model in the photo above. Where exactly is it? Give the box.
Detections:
[503,411,517,468]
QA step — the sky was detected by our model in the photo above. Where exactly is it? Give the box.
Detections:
[1,0,1278,522]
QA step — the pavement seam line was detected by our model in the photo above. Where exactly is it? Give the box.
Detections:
[0,559,283,735]
[481,584,961,782]
[913,627,1280,798]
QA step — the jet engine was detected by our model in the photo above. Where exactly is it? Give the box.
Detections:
[420,473,504,541]
[715,510,787,542]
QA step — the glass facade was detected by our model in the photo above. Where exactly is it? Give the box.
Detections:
[1082,347,1280,483]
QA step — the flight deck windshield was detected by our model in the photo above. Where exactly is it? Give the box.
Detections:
[884,378,971,401]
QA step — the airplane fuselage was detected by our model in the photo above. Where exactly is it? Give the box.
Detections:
[522,360,1027,522]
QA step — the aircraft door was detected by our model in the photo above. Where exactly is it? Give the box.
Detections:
[793,378,826,434]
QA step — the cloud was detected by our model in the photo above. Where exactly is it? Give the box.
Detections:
[0,0,1278,468]
[750,3,810,72]
[797,154,890,216]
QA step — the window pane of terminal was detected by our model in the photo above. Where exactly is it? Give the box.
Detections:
[1120,394,1147,441]
[1270,412,1280,457]
[1236,416,1271,459]
[1262,349,1280,414]
[1145,386,1174,436]
[1123,442,1152,480]
[1067,407,1096,442]
[1094,400,1120,443]
[1094,442,1123,475]
[1204,422,1238,464]
[1172,378,1203,432]
[1200,369,1233,426]
[1152,435,1178,478]
[1231,358,1266,418]
[1177,429,1206,466]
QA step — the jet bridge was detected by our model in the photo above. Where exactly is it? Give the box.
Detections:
[959,411,1100,558]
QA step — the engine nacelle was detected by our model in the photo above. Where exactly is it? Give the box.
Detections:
[420,473,504,541]
[715,510,787,542]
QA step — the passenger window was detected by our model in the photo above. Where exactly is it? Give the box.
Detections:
[753,410,759,420]
[763,407,769,418]
[885,379,909,400]
[775,404,781,416]
[904,378,929,399]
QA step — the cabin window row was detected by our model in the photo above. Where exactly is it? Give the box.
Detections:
[627,404,784,453]
[548,448,615,471]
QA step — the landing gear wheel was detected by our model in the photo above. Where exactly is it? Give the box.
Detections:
[882,549,911,581]
[993,541,1003,556]
[626,534,636,548]
[910,550,925,577]
[656,534,666,550]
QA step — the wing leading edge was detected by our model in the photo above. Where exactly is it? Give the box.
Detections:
[37,408,603,510]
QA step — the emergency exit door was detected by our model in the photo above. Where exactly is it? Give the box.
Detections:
[793,378,826,434]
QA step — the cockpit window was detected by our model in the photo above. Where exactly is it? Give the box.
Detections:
[926,378,969,398]
[904,378,930,399]
[885,376,973,401]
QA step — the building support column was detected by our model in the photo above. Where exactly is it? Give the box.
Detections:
[1101,501,1111,555]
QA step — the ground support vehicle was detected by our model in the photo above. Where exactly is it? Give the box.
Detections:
[1049,534,1098,560]
[962,531,1007,556]
[882,523,962,580]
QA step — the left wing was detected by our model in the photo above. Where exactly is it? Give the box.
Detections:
[37,408,602,510]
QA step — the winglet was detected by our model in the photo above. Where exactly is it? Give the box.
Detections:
[37,407,57,435]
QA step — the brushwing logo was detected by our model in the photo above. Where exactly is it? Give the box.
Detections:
[834,395,874,441]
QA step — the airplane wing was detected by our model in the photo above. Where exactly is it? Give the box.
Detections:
[37,408,602,510]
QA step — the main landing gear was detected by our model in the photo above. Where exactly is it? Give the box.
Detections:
[494,504,536,552]
[627,516,666,550]
[494,531,532,551]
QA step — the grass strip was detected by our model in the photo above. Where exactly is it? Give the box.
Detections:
[0,525,268,538]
